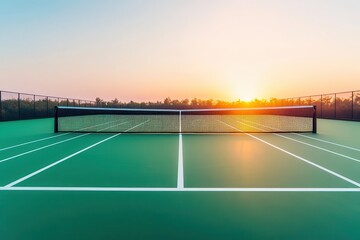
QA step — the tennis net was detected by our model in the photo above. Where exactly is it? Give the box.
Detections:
[54,105,316,133]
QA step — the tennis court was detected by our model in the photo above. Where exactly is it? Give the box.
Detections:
[1,116,360,239]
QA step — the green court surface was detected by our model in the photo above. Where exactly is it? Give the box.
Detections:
[1,118,360,239]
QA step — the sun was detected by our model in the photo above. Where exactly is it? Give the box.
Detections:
[228,74,260,102]
[241,95,254,102]
[233,89,256,102]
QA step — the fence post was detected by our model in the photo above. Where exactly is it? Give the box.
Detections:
[334,93,337,119]
[352,91,354,120]
[33,95,36,118]
[318,95,322,118]
[320,95,322,118]
[46,96,49,117]
[18,93,21,120]
[0,91,2,121]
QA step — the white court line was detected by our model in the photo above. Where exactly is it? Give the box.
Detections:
[237,121,360,164]
[0,121,129,164]
[0,133,70,152]
[293,134,360,152]
[4,120,150,188]
[177,135,184,188]
[241,119,360,152]
[274,134,360,163]
[220,121,360,187]
[0,187,359,192]
[177,111,184,189]
[0,118,127,152]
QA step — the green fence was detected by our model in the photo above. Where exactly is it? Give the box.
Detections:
[0,90,96,121]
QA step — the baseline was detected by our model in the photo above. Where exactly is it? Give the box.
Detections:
[0,187,359,192]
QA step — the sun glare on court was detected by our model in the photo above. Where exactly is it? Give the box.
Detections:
[1,1,359,239]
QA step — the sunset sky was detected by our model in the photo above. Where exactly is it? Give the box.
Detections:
[1,0,360,102]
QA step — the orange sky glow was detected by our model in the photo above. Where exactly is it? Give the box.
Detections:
[1,1,359,102]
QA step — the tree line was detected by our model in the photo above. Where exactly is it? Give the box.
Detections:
[95,97,279,109]
[93,95,360,120]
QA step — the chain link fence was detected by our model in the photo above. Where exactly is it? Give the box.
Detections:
[0,90,97,121]
[1,89,360,122]
[282,90,360,121]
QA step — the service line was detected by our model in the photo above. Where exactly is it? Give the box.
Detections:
[0,118,127,152]
[3,120,149,187]
[220,121,360,188]
[0,121,129,164]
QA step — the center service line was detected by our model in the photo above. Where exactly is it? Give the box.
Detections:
[177,111,184,189]
[4,120,149,188]
[177,134,184,189]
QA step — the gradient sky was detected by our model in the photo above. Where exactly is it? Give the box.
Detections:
[1,0,360,102]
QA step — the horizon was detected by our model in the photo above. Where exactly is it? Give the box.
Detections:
[1,0,360,101]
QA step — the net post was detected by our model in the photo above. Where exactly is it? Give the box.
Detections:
[312,105,317,133]
[54,106,59,133]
